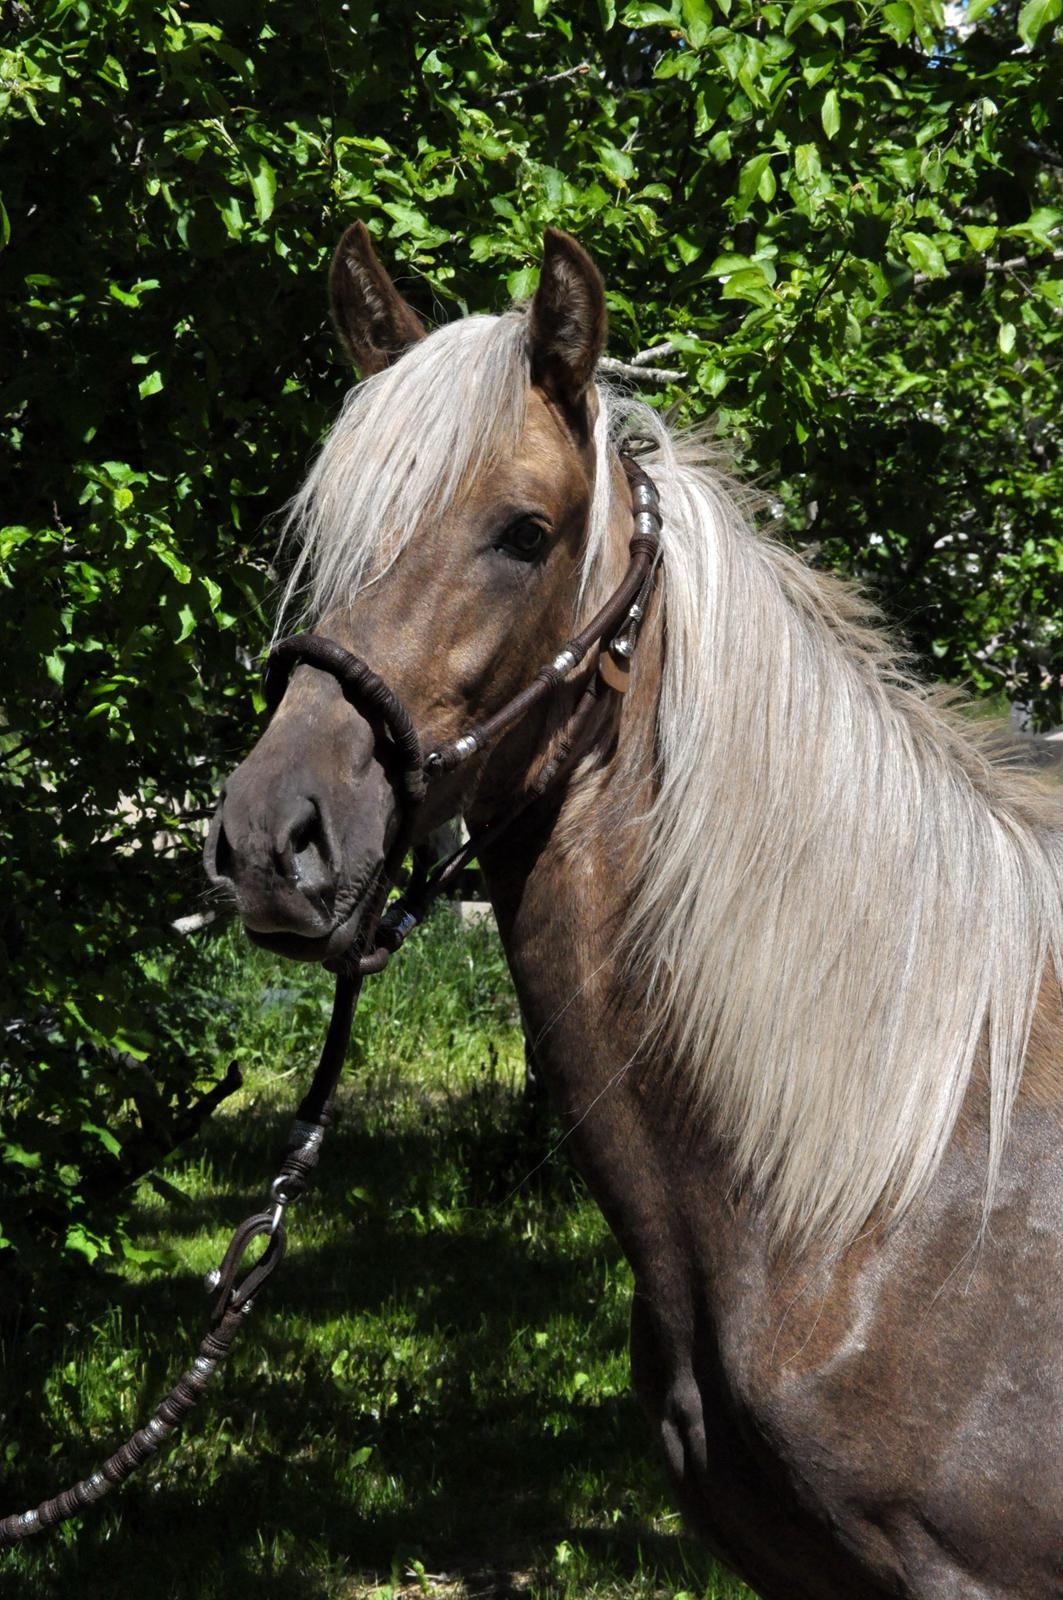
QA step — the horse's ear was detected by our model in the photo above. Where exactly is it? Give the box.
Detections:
[527,228,607,416]
[329,221,427,375]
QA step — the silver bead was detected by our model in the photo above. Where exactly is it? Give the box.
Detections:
[203,1268,222,1294]
[551,648,577,674]
[287,1118,324,1152]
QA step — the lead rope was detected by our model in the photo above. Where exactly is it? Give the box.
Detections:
[0,451,662,1552]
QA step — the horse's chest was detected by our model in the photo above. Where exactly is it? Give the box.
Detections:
[629,1275,902,1599]
[630,1190,1063,1600]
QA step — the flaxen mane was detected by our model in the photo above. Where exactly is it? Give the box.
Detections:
[281,311,1063,1251]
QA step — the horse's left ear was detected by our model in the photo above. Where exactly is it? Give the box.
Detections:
[528,228,607,417]
[329,220,427,375]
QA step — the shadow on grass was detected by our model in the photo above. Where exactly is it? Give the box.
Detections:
[0,1080,740,1600]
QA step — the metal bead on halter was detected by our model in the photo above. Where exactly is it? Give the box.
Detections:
[421,450,662,775]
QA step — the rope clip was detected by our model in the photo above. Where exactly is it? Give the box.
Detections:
[206,1211,287,1324]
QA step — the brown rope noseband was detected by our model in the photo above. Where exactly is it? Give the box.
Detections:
[0,451,662,1551]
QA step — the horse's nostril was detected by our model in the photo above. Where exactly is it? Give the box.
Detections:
[290,812,316,858]
[292,837,331,899]
[283,800,334,904]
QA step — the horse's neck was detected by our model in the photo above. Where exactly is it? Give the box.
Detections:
[477,647,726,1289]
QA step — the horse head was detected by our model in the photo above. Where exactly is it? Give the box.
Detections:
[205,223,624,963]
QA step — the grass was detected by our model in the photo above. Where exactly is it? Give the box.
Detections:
[0,911,754,1600]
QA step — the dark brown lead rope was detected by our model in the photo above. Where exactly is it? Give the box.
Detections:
[0,452,662,1552]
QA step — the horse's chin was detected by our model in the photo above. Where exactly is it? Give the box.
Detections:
[245,923,358,964]
[243,875,382,965]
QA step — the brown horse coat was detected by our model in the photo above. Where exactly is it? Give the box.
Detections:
[207,224,1063,1598]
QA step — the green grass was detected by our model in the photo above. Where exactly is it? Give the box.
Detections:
[1,911,753,1600]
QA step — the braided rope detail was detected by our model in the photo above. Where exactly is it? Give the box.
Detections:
[0,1306,244,1548]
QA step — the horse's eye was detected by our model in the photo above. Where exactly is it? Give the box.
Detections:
[496,517,548,562]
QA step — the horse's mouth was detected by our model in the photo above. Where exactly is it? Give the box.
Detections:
[245,921,360,964]
[242,862,384,966]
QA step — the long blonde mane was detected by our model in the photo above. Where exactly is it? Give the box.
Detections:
[282,312,1063,1251]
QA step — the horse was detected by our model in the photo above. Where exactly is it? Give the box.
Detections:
[205,222,1063,1598]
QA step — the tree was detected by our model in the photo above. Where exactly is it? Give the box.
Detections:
[1,0,1060,1272]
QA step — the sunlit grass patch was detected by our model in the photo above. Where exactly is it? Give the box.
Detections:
[1,911,752,1600]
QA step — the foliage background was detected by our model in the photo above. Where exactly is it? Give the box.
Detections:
[1,0,1061,1268]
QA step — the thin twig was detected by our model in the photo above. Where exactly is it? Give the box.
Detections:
[913,246,1063,287]
[631,339,686,365]
[490,61,591,101]
[313,0,338,189]
[598,356,684,383]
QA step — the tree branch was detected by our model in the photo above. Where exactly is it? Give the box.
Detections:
[630,339,685,366]
[83,1058,244,1206]
[914,247,1063,289]
[598,355,684,383]
[489,62,592,102]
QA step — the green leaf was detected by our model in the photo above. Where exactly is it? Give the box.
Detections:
[621,2,679,23]
[998,320,1016,354]
[152,544,192,584]
[65,1224,101,1264]
[719,266,775,307]
[248,155,277,224]
[1,1143,41,1170]
[138,370,164,399]
[901,231,946,278]
[965,0,996,19]
[882,1,914,39]
[507,265,537,299]
[820,87,840,140]
[962,225,997,250]
[597,0,618,24]
[794,143,821,187]
[735,152,772,218]
[680,0,713,45]
[1016,206,1062,245]
[708,252,757,276]
[0,197,9,251]
[1018,0,1061,44]
[80,1120,122,1158]
[598,142,635,184]
[382,201,430,237]
[785,0,834,35]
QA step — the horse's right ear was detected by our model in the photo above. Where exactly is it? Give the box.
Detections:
[329,221,427,376]
[527,228,607,418]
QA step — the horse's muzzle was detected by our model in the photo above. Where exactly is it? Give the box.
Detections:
[204,665,399,962]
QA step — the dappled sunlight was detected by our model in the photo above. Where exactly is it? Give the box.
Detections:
[2,915,750,1600]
